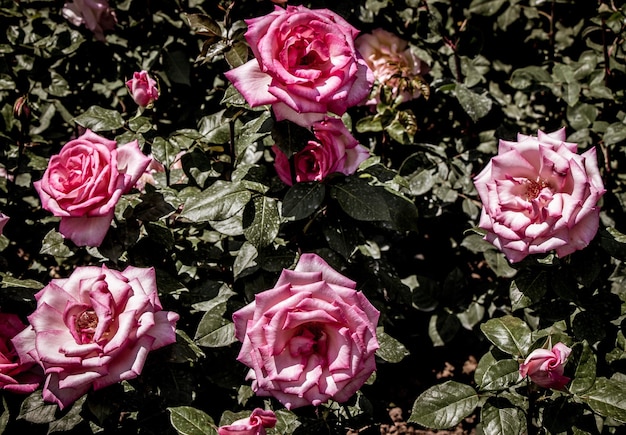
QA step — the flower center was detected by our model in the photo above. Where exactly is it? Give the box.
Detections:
[76,309,98,343]
[525,178,549,201]
[289,324,327,358]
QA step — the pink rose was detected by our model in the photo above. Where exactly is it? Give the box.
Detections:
[0,314,42,394]
[473,128,605,262]
[0,213,8,235]
[355,28,428,105]
[12,265,179,410]
[62,0,117,41]
[232,253,380,409]
[126,71,160,108]
[519,342,571,389]
[218,408,277,435]
[34,129,151,247]
[273,118,370,185]
[224,5,374,128]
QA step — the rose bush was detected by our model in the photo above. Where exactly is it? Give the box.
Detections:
[224,5,374,127]
[232,253,380,409]
[272,117,370,185]
[0,314,41,394]
[12,265,179,410]
[61,0,117,41]
[519,342,572,390]
[217,408,277,435]
[34,129,151,247]
[126,70,160,108]
[355,28,428,106]
[472,128,606,262]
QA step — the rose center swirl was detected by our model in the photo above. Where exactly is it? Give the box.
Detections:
[76,309,98,343]
[524,178,550,201]
[289,324,327,358]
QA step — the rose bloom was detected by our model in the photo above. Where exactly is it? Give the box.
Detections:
[232,253,380,409]
[62,0,117,41]
[519,342,571,389]
[34,129,151,247]
[0,213,8,235]
[218,408,277,435]
[273,118,370,185]
[355,28,428,106]
[126,71,160,108]
[224,5,374,128]
[0,314,42,394]
[12,265,179,410]
[473,128,605,263]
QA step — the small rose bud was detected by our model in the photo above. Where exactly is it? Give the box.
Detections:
[13,96,30,121]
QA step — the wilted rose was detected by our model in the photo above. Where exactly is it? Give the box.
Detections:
[126,71,160,108]
[12,265,179,410]
[519,342,571,389]
[34,129,151,247]
[273,118,370,185]
[0,313,42,394]
[0,213,8,235]
[62,0,117,41]
[218,408,277,435]
[355,28,428,105]
[473,128,605,262]
[232,253,380,409]
[224,5,374,128]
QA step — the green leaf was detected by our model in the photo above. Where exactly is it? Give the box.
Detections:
[194,313,237,348]
[468,0,507,16]
[569,341,597,394]
[455,83,492,122]
[39,229,73,258]
[408,381,480,429]
[509,66,553,89]
[581,377,626,423]
[375,327,410,363]
[514,268,549,302]
[480,401,526,435]
[224,41,249,68]
[331,178,391,222]
[0,273,44,290]
[484,250,517,278]
[17,391,58,424]
[243,196,280,248]
[168,406,217,435]
[180,181,251,222]
[73,105,124,132]
[233,242,258,280]
[480,315,532,357]
[48,396,87,433]
[478,359,521,391]
[282,182,326,220]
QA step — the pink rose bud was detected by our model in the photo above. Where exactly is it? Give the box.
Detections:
[519,342,572,389]
[273,118,370,185]
[355,28,429,105]
[62,0,117,41]
[34,129,152,247]
[0,313,42,394]
[218,408,277,435]
[0,213,8,235]
[12,265,179,410]
[232,253,380,409]
[126,71,160,108]
[473,128,605,262]
[224,5,374,128]
[13,96,30,121]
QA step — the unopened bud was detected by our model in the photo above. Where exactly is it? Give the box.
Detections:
[13,96,30,121]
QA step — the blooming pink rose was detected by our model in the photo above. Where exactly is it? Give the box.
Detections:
[12,265,179,410]
[224,5,374,128]
[473,128,605,262]
[34,129,151,247]
[0,213,8,235]
[355,28,429,105]
[273,118,370,185]
[519,342,571,389]
[126,71,160,108]
[0,314,42,394]
[232,253,380,409]
[218,408,277,435]
[62,0,117,41]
